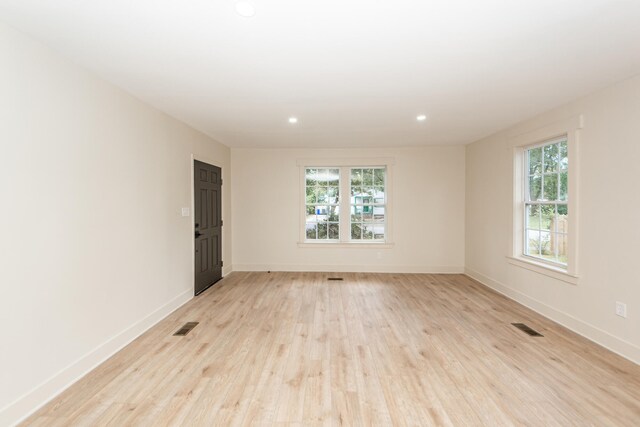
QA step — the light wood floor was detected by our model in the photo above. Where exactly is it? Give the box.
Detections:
[23,272,640,426]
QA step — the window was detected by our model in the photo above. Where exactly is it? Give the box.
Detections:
[509,115,580,282]
[350,168,386,240]
[524,137,568,265]
[305,168,340,240]
[302,165,388,244]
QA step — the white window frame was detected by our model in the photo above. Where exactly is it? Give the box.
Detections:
[508,115,581,284]
[297,157,394,247]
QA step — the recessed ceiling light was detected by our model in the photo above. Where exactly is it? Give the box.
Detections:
[417,114,427,121]
[235,1,256,18]
[289,117,298,124]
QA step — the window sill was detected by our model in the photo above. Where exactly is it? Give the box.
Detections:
[298,242,394,249]
[506,256,578,285]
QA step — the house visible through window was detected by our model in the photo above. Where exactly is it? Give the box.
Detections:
[304,166,387,243]
[524,137,568,265]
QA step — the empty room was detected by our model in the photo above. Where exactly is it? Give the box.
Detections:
[1,0,640,425]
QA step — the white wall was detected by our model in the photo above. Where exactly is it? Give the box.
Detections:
[3,10,639,425]
[0,22,231,425]
[231,147,465,273]
[465,74,640,363]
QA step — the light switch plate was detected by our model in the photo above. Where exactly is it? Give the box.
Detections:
[181,207,190,217]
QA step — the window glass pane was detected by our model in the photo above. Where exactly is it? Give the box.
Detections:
[328,206,339,221]
[314,205,328,222]
[540,204,555,231]
[306,223,317,239]
[306,186,316,204]
[316,187,328,203]
[351,223,362,239]
[305,168,317,186]
[351,186,362,197]
[543,144,559,173]
[317,168,328,184]
[374,169,385,185]
[362,186,375,198]
[526,204,540,229]
[528,175,541,201]
[557,204,568,216]
[350,207,361,222]
[555,233,568,264]
[559,141,568,171]
[363,207,373,222]
[318,223,328,239]
[373,206,385,222]
[543,174,558,200]
[559,172,568,201]
[526,229,541,256]
[556,206,568,234]
[373,224,385,240]
[374,186,385,202]
[351,169,363,186]
[306,205,315,216]
[363,169,374,186]
[327,186,339,203]
[328,223,339,239]
[363,225,374,240]
[328,169,340,186]
[539,231,551,258]
[528,147,542,175]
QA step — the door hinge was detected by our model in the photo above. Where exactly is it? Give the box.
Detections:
[220,260,224,267]
[221,219,223,226]
[221,178,223,185]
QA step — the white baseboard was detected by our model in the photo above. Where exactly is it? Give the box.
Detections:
[232,264,464,274]
[0,289,193,427]
[464,267,640,365]
[222,265,233,276]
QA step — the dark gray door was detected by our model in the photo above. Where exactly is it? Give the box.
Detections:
[194,160,222,295]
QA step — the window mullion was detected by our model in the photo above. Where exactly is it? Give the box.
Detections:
[339,167,349,242]
[541,151,545,201]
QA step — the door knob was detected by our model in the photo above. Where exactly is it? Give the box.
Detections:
[195,231,202,238]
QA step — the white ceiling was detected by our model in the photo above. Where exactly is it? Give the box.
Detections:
[2,1,640,148]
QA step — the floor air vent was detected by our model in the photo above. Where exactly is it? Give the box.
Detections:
[328,277,344,281]
[173,322,199,336]
[512,323,544,337]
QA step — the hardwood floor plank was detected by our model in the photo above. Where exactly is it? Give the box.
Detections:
[22,272,640,426]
